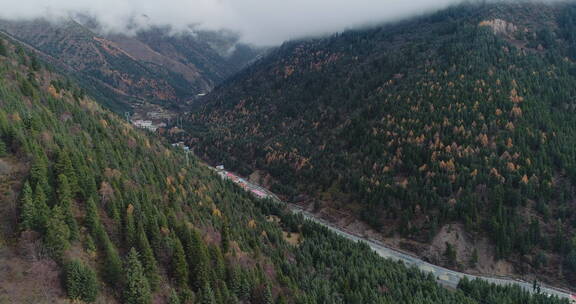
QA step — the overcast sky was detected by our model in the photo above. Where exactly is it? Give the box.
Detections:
[0,0,474,45]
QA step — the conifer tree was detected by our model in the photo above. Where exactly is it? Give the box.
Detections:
[228,266,241,297]
[57,174,79,240]
[30,55,40,71]
[85,197,100,234]
[0,138,6,157]
[45,205,70,258]
[172,236,189,288]
[0,39,7,56]
[33,184,50,233]
[262,284,273,304]
[167,289,181,304]
[185,229,210,291]
[199,283,216,304]
[210,245,226,283]
[85,234,97,257]
[137,223,159,289]
[124,248,152,304]
[55,150,78,194]
[276,294,288,304]
[103,236,123,286]
[125,204,136,249]
[64,259,99,302]
[19,181,35,231]
[30,155,51,199]
[221,221,230,253]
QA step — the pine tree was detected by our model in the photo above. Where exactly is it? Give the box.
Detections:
[180,288,195,304]
[0,39,7,56]
[30,55,41,71]
[57,174,79,240]
[199,283,216,304]
[185,229,210,291]
[30,155,51,200]
[228,266,241,297]
[221,221,230,253]
[55,150,78,195]
[30,156,48,185]
[262,284,273,304]
[78,168,98,201]
[20,78,35,98]
[85,197,100,234]
[470,248,479,268]
[20,182,35,231]
[444,242,457,266]
[85,234,97,257]
[167,289,181,304]
[137,223,159,289]
[172,236,189,288]
[125,204,137,249]
[103,236,123,286]
[64,259,99,302]
[57,173,72,202]
[276,294,288,304]
[45,205,70,258]
[0,138,6,157]
[210,245,226,283]
[565,249,576,274]
[33,185,50,233]
[237,269,251,301]
[251,281,274,304]
[124,248,152,304]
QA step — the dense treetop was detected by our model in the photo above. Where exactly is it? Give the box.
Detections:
[3,33,563,304]
[188,1,576,288]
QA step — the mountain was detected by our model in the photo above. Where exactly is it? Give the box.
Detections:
[0,18,263,113]
[2,31,561,304]
[187,1,576,289]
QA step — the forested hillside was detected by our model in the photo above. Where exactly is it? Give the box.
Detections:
[2,33,567,303]
[188,1,576,288]
[0,18,262,112]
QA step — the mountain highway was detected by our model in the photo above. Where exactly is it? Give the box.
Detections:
[210,166,576,302]
[290,205,573,300]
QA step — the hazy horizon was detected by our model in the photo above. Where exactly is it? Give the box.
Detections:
[1,0,571,46]
[0,0,479,46]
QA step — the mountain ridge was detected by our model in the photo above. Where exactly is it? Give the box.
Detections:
[187,0,576,289]
[2,31,560,304]
[0,18,263,113]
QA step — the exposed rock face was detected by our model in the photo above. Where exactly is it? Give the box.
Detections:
[479,19,518,37]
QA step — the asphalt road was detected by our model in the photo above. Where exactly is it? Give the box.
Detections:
[290,206,573,300]
[213,166,575,301]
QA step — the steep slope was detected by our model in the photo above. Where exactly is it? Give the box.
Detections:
[1,33,561,304]
[188,1,576,288]
[0,18,262,113]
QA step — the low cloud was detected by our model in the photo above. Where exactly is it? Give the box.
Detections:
[0,0,504,45]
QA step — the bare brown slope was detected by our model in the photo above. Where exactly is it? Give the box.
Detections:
[0,19,263,112]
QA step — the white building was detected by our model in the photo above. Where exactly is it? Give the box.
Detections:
[133,120,157,132]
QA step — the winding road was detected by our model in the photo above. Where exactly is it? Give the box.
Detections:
[290,206,573,300]
[211,166,575,301]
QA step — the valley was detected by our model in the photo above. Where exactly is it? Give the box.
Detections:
[0,18,264,113]
[2,0,576,303]
[186,0,576,291]
[207,163,576,300]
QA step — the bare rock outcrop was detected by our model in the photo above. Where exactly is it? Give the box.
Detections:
[479,19,518,37]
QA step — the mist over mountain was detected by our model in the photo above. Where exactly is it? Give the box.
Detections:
[0,0,518,45]
[3,0,576,302]
[2,26,568,304]
[0,17,263,112]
